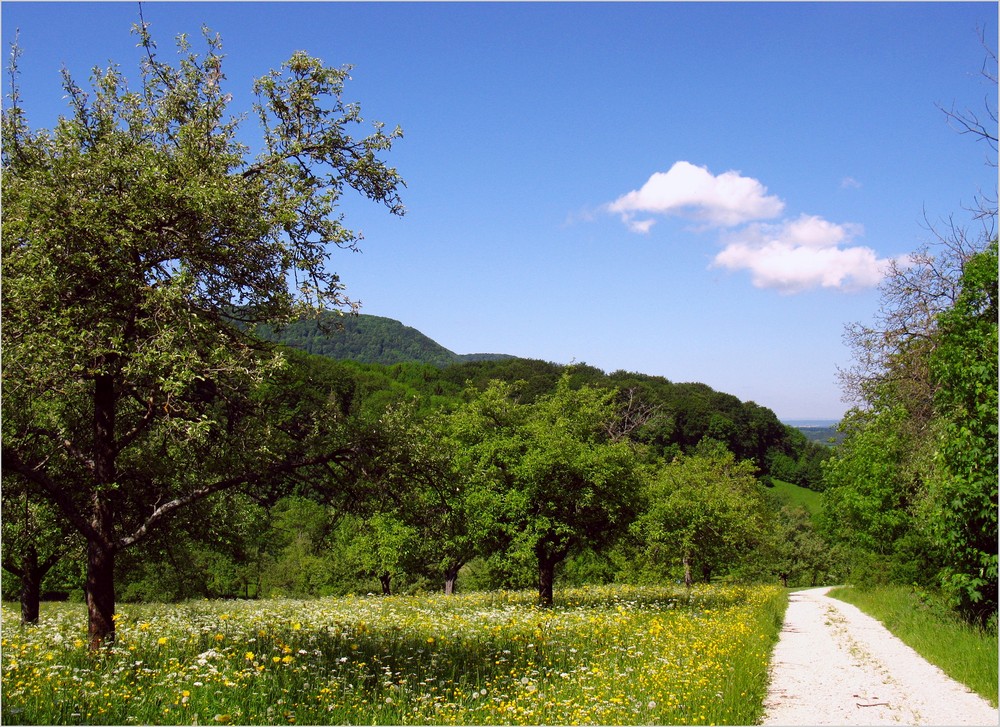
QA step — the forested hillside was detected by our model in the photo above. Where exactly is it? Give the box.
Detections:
[258,315,832,489]
[256,313,514,367]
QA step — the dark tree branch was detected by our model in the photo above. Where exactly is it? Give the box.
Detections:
[118,449,353,550]
[1,449,106,548]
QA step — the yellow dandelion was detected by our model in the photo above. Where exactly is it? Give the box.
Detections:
[157,637,168,645]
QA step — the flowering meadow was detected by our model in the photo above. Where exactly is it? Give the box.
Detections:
[2,584,786,725]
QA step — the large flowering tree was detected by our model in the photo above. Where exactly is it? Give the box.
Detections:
[1,22,404,647]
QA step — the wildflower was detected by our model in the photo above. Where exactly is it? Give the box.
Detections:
[214,714,232,723]
[244,652,255,661]
[157,637,168,646]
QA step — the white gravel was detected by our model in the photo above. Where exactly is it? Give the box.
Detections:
[761,586,998,726]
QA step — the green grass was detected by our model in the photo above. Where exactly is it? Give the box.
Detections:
[828,585,998,707]
[768,478,824,515]
[2,584,787,725]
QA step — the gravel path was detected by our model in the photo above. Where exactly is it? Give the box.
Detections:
[761,586,998,726]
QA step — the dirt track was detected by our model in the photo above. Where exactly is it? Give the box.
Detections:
[761,587,998,726]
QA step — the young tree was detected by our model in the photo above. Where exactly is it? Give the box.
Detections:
[634,444,768,586]
[925,241,998,624]
[453,376,643,606]
[347,512,420,595]
[401,410,480,595]
[1,23,403,647]
[1,481,81,623]
[768,506,832,588]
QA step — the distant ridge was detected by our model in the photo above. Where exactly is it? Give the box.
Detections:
[256,313,515,368]
[786,421,844,446]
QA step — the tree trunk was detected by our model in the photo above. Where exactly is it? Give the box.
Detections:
[378,572,392,596]
[6,540,67,625]
[88,372,118,649]
[683,553,692,588]
[537,556,556,608]
[443,562,461,595]
[86,534,116,649]
[19,545,41,625]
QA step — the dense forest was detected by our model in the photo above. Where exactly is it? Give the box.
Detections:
[1,19,995,652]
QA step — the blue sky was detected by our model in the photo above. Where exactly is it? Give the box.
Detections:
[3,2,996,420]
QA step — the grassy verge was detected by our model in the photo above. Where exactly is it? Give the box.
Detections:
[2,584,786,725]
[828,585,997,707]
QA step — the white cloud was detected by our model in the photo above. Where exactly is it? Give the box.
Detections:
[608,161,785,229]
[603,163,898,293]
[712,214,897,293]
[625,217,656,234]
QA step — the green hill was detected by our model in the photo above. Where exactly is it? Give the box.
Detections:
[769,478,824,515]
[255,313,514,368]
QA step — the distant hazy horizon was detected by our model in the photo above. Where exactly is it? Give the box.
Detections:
[783,419,841,428]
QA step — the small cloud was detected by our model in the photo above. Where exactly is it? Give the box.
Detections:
[607,161,785,230]
[840,176,863,190]
[712,214,897,293]
[626,218,656,234]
